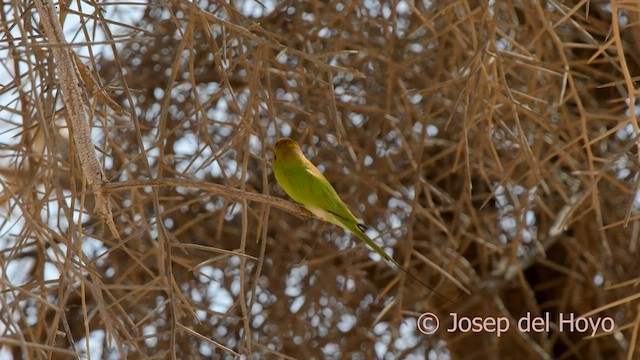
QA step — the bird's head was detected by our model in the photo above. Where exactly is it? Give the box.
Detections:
[274,137,303,160]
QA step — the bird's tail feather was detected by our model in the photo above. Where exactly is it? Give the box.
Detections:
[344,220,456,304]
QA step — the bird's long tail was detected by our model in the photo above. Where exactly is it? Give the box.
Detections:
[344,221,456,304]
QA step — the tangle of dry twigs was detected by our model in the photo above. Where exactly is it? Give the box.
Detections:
[1,1,640,359]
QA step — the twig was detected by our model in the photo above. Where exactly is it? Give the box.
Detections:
[103,178,315,219]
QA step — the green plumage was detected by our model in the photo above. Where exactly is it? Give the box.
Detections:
[272,138,401,268]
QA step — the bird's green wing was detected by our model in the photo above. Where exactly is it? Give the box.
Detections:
[284,164,402,267]
[295,164,360,224]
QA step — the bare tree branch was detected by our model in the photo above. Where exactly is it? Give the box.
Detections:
[103,178,315,220]
[33,0,118,238]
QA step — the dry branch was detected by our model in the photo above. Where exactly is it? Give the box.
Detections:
[103,178,314,220]
[33,0,118,238]
[2,0,639,358]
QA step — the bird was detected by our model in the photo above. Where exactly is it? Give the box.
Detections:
[272,137,454,303]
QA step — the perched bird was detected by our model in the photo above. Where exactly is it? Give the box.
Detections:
[272,137,453,302]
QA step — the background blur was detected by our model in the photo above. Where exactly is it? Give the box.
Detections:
[1,0,639,358]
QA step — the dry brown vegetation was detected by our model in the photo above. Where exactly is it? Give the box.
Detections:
[1,0,640,358]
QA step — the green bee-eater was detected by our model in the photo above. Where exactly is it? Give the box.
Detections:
[272,137,453,302]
